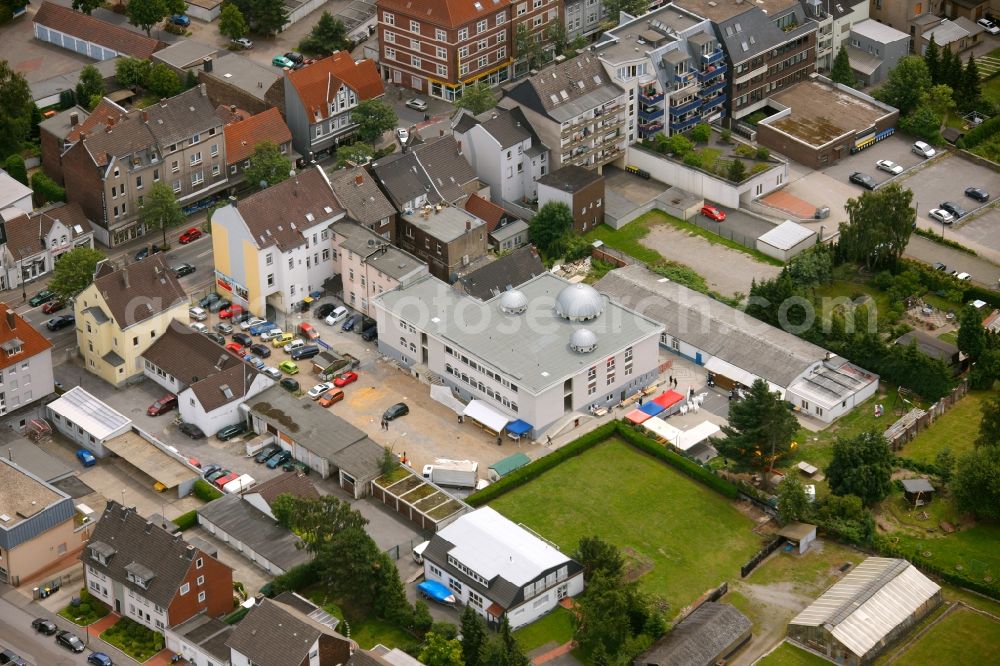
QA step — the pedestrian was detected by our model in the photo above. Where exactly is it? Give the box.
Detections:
[669,374,673,387]
[458,414,463,424]
[496,435,502,446]
[547,435,552,445]
[638,395,643,406]
[574,418,580,428]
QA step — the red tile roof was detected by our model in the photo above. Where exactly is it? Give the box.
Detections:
[377,0,504,27]
[465,194,505,233]
[33,1,165,60]
[287,52,384,120]
[67,98,129,144]
[223,108,293,165]
[0,303,53,371]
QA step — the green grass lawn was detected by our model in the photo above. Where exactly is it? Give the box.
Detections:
[937,330,958,345]
[890,606,1000,666]
[894,522,1000,585]
[491,437,764,612]
[100,617,164,662]
[983,73,1000,107]
[303,588,420,652]
[898,389,997,463]
[757,642,829,666]
[514,607,575,653]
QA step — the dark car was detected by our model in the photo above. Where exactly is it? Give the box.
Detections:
[233,332,253,347]
[933,262,947,271]
[254,444,281,463]
[45,315,75,331]
[284,51,304,64]
[383,402,409,421]
[208,297,231,313]
[849,172,876,190]
[134,245,161,261]
[0,649,27,665]
[199,293,221,309]
[55,630,86,653]
[290,345,319,360]
[266,450,292,469]
[206,331,226,345]
[202,464,222,478]
[28,289,56,307]
[216,422,248,441]
[280,378,300,393]
[342,313,363,331]
[147,393,178,416]
[88,653,114,666]
[361,324,378,341]
[316,303,337,318]
[965,187,990,202]
[31,618,57,635]
[250,343,271,358]
[41,299,65,314]
[940,201,967,219]
[205,468,230,483]
[173,263,196,277]
[178,422,206,439]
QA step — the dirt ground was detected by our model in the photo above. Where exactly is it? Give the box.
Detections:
[640,224,782,299]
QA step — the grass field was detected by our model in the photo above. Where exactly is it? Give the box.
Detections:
[889,606,1000,666]
[758,642,829,666]
[898,389,997,463]
[514,607,575,652]
[490,437,764,612]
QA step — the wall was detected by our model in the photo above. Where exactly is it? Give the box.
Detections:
[185,3,221,22]
[179,373,274,436]
[61,141,106,241]
[167,549,233,625]
[1,513,74,586]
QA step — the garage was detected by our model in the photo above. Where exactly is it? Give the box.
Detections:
[756,220,817,261]
[104,431,200,498]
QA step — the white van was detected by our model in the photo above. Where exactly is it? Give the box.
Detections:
[412,540,429,564]
[223,474,256,494]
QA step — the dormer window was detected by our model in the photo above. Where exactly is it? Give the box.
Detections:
[125,562,156,590]
[1,339,23,357]
[89,541,116,566]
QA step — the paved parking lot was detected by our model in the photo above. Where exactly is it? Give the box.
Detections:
[820,134,928,187]
[0,5,96,83]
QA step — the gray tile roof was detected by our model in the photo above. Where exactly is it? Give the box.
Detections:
[412,137,478,204]
[226,598,351,665]
[477,107,533,149]
[634,602,751,666]
[328,167,397,227]
[370,151,438,208]
[85,501,224,608]
[79,111,156,168]
[196,494,312,572]
[710,4,813,64]
[333,437,384,481]
[202,53,282,104]
[458,246,544,300]
[171,614,232,662]
[537,164,603,193]
[248,390,369,460]
[92,254,187,329]
[400,206,485,244]
[331,221,426,281]
[145,85,223,148]
[504,54,625,123]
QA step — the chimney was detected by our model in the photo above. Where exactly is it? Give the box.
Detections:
[203,57,213,73]
[230,105,236,113]
[5,310,15,331]
[186,545,196,560]
[465,220,471,231]
[122,268,130,288]
[70,112,79,126]
[355,173,364,186]
[229,195,237,208]
[106,116,114,127]
[141,110,148,122]
[145,521,153,534]
[173,532,182,541]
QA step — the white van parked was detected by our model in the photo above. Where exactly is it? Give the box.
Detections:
[223,474,256,494]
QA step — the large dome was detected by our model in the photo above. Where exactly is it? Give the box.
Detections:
[569,328,598,353]
[499,289,528,314]
[555,283,605,321]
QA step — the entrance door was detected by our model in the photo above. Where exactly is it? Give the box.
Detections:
[695,352,702,365]
[115,599,121,613]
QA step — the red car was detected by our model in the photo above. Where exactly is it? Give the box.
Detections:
[214,472,238,489]
[700,205,726,222]
[333,371,359,387]
[179,227,203,244]
[147,393,178,416]
[225,342,246,357]
[41,300,65,314]
[219,305,245,319]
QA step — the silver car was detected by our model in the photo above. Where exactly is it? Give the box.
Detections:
[405,98,428,111]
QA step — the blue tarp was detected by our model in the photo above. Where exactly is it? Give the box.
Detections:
[639,402,665,416]
[506,419,533,435]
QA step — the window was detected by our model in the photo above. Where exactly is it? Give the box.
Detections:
[385,30,395,43]
[266,273,274,287]
[191,170,204,186]
[289,258,294,269]
[478,39,487,51]
[410,19,420,33]
[180,583,190,595]
[518,3,527,16]
[113,167,119,178]
[437,64,448,76]
[172,180,181,193]
[135,176,142,189]
[458,27,469,40]
[410,38,420,50]
[197,591,206,602]
[171,160,179,173]
[477,19,487,33]
[383,11,394,25]
[386,47,396,61]
[212,164,220,176]
[412,56,422,68]
[197,575,205,586]
[436,28,446,41]
[153,169,159,181]
[190,151,202,165]
[191,133,200,144]
[210,143,218,157]
[459,46,469,58]
[478,55,488,68]
[497,10,506,23]
[436,46,446,59]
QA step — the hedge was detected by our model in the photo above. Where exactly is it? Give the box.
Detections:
[31,172,65,207]
[172,510,198,531]
[224,606,251,624]
[894,456,943,477]
[873,535,1000,600]
[267,561,319,597]
[194,479,223,501]
[956,114,1000,148]
[962,284,1000,310]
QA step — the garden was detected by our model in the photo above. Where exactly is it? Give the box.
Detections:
[100,617,164,662]
[638,123,779,184]
[58,590,109,626]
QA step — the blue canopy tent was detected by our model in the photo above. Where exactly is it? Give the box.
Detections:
[638,402,665,417]
[506,419,533,441]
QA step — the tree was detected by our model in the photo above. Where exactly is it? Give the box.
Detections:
[839,182,915,270]
[921,84,956,119]
[419,631,464,666]
[218,2,249,40]
[574,535,624,582]
[528,201,573,259]
[827,431,894,506]
[456,83,496,115]
[351,99,397,144]
[545,21,569,56]
[335,142,374,167]
[299,11,349,57]
[49,246,105,300]
[146,63,181,98]
[923,36,941,85]
[481,617,530,666]
[689,123,711,143]
[244,141,291,189]
[184,69,198,90]
[777,474,810,524]
[116,57,152,90]
[831,45,855,87]
[72,0,103,14]
[958,305,987,360]
[952,446,1000,520]
[379,445,398,475]
[126,0,169,37]
[514,24,541,70]
[874,56,931,116]
[31,172,66,206]
[976,396,1000,449]
[139,182,185,249]
[786,244,833,291]
[604,0,649,21]
[0,60,32,161]
[960,54,982,113]
[460,605,488,666]
[75,65,105,111]
[664,133,693,157]
[900,105,943,143]
[940,45,963,91]
[935,448,955,485]
[30,103,42,141]
[3,154,27,186]
[969,348,1000,390]
[249,0,288,36]
[719,379,799,473]
[270,493,367,547]
[727,158,747,182]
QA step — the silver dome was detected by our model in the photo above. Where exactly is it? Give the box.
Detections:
[569,328,598,353]
[499,289,528,314]
[555,283,604,321]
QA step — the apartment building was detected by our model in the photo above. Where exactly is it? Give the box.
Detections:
[512,0,562,77]
[0,202,94,291]
[328,167,397,242]
[674,0,816,123]
[537,165,604,233]
[0,304,54,419]
[61,85,227,247]
[222,107,293,189]
[565,0,609,41]
[499,54,627,172]
[801,0,869,72]
[330,221,428,315]
[869,0,936,51]
[846,19,910,86]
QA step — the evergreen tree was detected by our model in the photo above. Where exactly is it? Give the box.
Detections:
[924,35,941,84]
[0,61,34,160]
[299,11,350,57]
[75,65,104,112]
[3,154,28,186]
[831,45,855,87]
[958,304,987,360]
[719,378,799,473]
[827,431,894,506]
[727,158,747,182]
[940,45,962,90]
[250,0,288,36]
[960,54,982,113]
[460,606,487,666]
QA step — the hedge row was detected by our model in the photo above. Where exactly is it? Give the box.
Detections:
[957,114,1000,149]
[172,510,198,531]
[224,606,251,625]
[873,535,1000,600]
[894,456,943,477]
[193,479,223,502]
[963,283,1000,310]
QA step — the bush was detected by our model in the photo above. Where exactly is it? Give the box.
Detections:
[268,561,319,595]
[172,510,198,531]
[894,456,943,476]
[912,227,976,255]
[194,479,223,501]
[31,172,65,206]
[755,146,770,160]
[225,606,251,624]
[957,113,1000,148]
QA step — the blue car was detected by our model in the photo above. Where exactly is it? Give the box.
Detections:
[266,450,292,469]
[170,14,190,27]
[244,355,265,370]
[417,580,456,604]
[249,321,278,336]
[76,449,96,467]
[88,652,113,666]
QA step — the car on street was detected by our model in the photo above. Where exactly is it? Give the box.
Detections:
[266,450,292,469]
[326,305,349,326]
[280,378,300,392]
[700,204,726,222]
[933,262,947,271]
[189,322,208,333]
[318,389,344,407]
[396,127,409,143]
[940,201,967,219]
[88,653,113,666]
[262,366,282,380]
[232,37,253,49]
[29,289,55,307]
[216,423,248,441]
[206,331,225,345]
[928,208,955,225]
[45,315,75,331]
[219,305,245,319]
[272,55,295,68]
[405,98,428,111]
[179,227,203,244]
[169,14,190,27]
[214,322,234,335]
[955,271,972,281]
[279,360,299,374]
[0,648,28,665]
[965,187,990,202]
[233,332,253,347]
[383,402,409,421]
[333,371,358,387]
[147,393,178,416]
[978,17,1000,34]
[254,445,281,463]
[342,313,362,331]
[179,422,206,439]
[250,343,271,358]
[55,630,86,652]
[199,293,221,309]
[41,299,65,314]
[173,263,196,277]
[31,618,57,635]
[912,141,936,158]
[284,51,304,65]
[875,159,903,175]
[308,382,335,399]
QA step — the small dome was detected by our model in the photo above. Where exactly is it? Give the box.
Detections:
[555,283,605,321]
[499,289,528,314]
[570,328,598,353]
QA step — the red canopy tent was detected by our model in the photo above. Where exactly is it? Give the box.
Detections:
[624,409,652,424]
[653,390,684,409]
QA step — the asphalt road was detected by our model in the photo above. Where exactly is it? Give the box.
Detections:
[0,588,92,666]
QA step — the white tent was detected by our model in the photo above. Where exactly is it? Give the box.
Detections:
[463,400,509,434]
[704,356,785,397]
[431,384,466,415]
[643,418,721,451]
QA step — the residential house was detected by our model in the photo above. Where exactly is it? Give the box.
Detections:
[83,501,234,631]
[464,194,528,251]
[284,52,385,160]
[152,41,220,77]
[75,254,189,387]
[919,17,985,54]
[946,0,991,22]
[869,0,939,51]
[0,169,32,214]
[329,221,427,315]
[537,165,605,233]
[374,273,663,433]
[802,0,869,73]
[226,596,353,665]
[499,54,627,172]
[0,202,94,291]
[0,456,76,586]
[184,0,224,21]
[197,54,286,117]
[328,167,397,241]
[451,106,549,206]
[422,507,584,629]
[397,205,488,281]
[984,309,1000,333]
[61,85,228,247]
[142,321,274,436]
[369,136,482,217]
[565,0,609,41]
[0,304,55,419]
[845,19,910,86]
[222,107,294,189]
[38,98,128,185]
[673,0,816,123]
[210,166,346,317]
[895,330,964,374]
[456,246,544,300]
[29,59,122,110]
[32,1,165,61]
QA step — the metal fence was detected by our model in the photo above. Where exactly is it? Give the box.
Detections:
[384,535,430,561]
[685,213,759,249]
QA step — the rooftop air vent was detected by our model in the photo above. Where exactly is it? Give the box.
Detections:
[498,289,528,315]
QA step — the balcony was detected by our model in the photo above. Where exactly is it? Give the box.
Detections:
[699,79,726,98]
[698,62,727,82]
[701,94,726,112]
[638,106,662,123]
[674,69,696,85]
[670,97,701,116]
[639,89,665,105]
[670,114,700,133]
[702,48,724,66]
[638,122,664,137]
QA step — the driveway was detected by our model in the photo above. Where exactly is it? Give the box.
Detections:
[0,4,98,84]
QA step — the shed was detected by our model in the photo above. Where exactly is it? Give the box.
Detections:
[488,452,531,481]
[756,221,817,261]
[900,478,935,506]
[632,602,751,666]
[777,522,817,555]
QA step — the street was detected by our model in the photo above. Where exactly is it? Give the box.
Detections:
[0,585,93,666]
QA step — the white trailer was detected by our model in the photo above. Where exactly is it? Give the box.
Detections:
[223,474,256,494]
[422,459,478,488]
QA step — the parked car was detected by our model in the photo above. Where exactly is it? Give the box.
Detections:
[247,320,275,335]
[214,322,234,335]
[214,472,239,489]
[280,378,300,392]
[250,343,271,358]
[955,272,972,281]
[41,299,65,314]
[342,313,362,332]
[45,315,75,331]
[205,468,229,483]
[316,303,337,318]
[325,306,349,326]
[147,393,178,416]
[0,649,28,665]
[266,450,292,469]
[189,322,208,333]
[290,345,319,360]
[700,204,726,222]
[912,141,936,158]
[178,227,202,244]
[28,289,56,307]
[849,172,876,189]
[875,159,903,175]
[271,332,295,347]
[279,360,299,374]
[298,321,319,340]
[202,464,222,478]
[208,297,230,313]
[225,342,245,355]
[232,37,253,49]
[179,422,206,439]
[262,366,282,380]
[978,17,1000,35]
[405,98,428,111]
[383,402,409,421]
[206,331,225,345]
[272,55,295,68]
[254,445,281,463]
[333,371,358,387]
[361,324,378,341]
[219,305,244,319]
[169,14,190,27]
[284,51,305,64]
[31,618,57,635]
[189,306,208,321]
[283,339,306,354]
[134,245,161,261]
[55,630,86,653]
[965,187,990,202]
[318,389,345,407]
[244,354,265,370]
[216,423,248,441]
[233,332,253,347]
[928,208,955,225]
[396,127,409,143]
[199,293,221,309]
[933,262,948,271]
[940,201,966,219]
[241,316,265,331]
[308,382,335,399]
[262,328,286,342]
[172,263,196,278]
[88,653,113,666]
[76,448,96,466]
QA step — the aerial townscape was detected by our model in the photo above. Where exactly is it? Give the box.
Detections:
[3,0,1000,664]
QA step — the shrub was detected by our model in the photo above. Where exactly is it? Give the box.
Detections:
[225,606,251,624]
[31,172,65,206]
[268,561,319,595]
[172,510,198,531]
[720,128,732,143]
[755,146,770,160]
[957,112,1000,148]
[194,479,223,501]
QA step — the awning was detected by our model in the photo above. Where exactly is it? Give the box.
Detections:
[643,419,721,451]
[704,356,785,397]
[639,402,665,416]
[653,390,684,409]
[463,399,509,433]
[624,409,652,424]
[430,384,466,415]
[506,420,533,436]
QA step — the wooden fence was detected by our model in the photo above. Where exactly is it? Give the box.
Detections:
[887,380,969,451]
